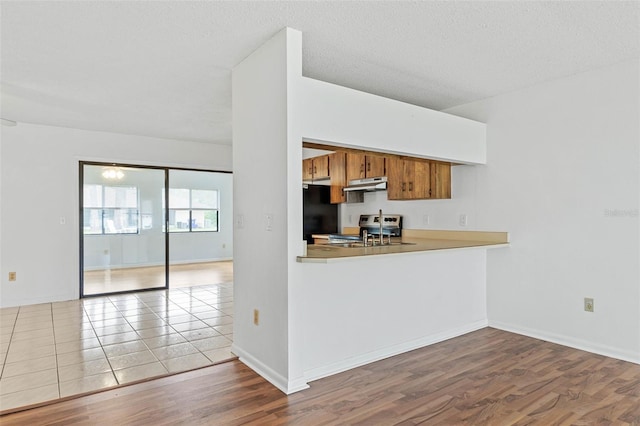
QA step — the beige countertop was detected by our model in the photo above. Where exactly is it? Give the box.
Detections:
[298,230,509,263]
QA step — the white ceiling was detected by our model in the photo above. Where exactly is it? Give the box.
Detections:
[1,1,638,145]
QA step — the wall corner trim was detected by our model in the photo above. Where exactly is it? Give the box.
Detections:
[231,344,310,394]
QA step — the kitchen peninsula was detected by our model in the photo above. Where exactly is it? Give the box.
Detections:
[299,229,508,262]
[295,228,508,385]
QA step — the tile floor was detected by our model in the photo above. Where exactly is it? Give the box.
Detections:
[0,283,235,413]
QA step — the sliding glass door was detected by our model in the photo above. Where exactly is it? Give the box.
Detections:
[80,163,233,297]
[81,164,167,296]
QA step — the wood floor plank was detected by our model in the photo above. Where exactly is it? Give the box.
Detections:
[2,328,640,425]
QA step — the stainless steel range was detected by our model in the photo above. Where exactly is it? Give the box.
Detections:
[359,213,403,237]
[327,211,403,246]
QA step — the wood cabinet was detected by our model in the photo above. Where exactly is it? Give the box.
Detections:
[302,158,314,181]
[303,155,330,181]
[430,162,451,199]
[346,153,386,182]
[329,152,347,204]
[302,144,451,202]
[366,155,386,178]
[388,157,429,200]
[387,157,451,200]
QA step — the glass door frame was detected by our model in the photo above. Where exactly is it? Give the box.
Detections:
[79,161,231,298]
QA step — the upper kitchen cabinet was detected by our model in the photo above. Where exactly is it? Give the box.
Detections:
[387,156,450,200]
[329,152,347,204]
[346,152,386,182]
[302,155,330,181]
[430,162,451,199]
[388,156,427,200]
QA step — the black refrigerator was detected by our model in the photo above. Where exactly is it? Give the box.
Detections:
[303,184,338,243]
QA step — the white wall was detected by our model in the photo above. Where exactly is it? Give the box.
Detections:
[0,122,232,308]
[299,249,488,382]
[232,28,303,393]
[339,164,480,231]
[446,59,640,362]
[301,77,486,164]
[339,59,640,364]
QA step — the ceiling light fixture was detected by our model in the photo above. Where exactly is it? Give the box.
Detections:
[102,167,124,180]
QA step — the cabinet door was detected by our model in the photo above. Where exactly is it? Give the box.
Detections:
[431,162,451,199]
[346,152,365,182]
[302,158,314,181]
[313,155,330,179]
[329,152,347,204]
[365,155,386,178]
[411,160,431,199]
[402,159,416,198]
[386,156,405,200]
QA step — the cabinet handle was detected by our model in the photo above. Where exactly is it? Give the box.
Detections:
[314,165,317,174]
[402,182,406,191]
[367,162,371,172]
[409,182,413,191]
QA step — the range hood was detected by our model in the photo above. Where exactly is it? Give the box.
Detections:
[343,176,387,192]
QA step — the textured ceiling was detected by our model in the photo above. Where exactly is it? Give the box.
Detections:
[1,1,639,145]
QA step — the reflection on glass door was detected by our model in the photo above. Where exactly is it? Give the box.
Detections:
[168,170,233,289]
[81,164,167,296]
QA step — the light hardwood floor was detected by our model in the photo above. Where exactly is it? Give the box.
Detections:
[2,328,639,425]
[84,261,233,294]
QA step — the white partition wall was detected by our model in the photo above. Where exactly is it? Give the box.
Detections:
[232,28,488,393]
[232,28,306,393]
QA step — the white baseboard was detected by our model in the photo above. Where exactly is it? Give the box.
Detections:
[231,343,310,395]
[304,319,489,384]
[489,320,640,365]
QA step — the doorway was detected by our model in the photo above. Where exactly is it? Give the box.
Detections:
[80,162,233,297]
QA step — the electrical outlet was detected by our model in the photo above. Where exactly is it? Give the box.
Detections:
[265,214,273,231]
[459,214,468,227]
[423,214,430,225]
[222,243,226,249]
[8,272,16,281]
[584,298,594,312]
[253,309,260,326]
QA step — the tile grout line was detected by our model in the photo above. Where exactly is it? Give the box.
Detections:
[0,308,19,380]
[50,303,61,399]
[127,293,166,371]
[85,299,121,387]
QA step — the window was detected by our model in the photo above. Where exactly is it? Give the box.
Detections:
[168,188,218,232]
[83,184,139,234]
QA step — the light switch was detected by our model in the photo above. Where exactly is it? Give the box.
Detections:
[235,214,244,229]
